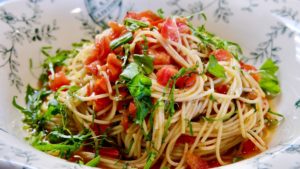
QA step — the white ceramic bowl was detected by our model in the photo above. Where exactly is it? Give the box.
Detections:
[1,0,300,168]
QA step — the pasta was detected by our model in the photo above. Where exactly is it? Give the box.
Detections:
[14,10,282,169]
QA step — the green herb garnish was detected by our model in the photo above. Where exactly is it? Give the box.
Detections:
[110,32,133,50]
[259,59,281,95]
[207,55,226,78]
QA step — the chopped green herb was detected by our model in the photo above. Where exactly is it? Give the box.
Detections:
[120,62,140,80]
[144,152,156,169]
[133,54,154,75]
[86,155,101,167]
[203,111,237,122]
[207,55,226,78]
[157,8,164,18]
[268,109,284,118]
[259,59,281,95]
[188,120,194,135]
[232,156,243,163]
[110,32,133,50]
[124,18,149,31]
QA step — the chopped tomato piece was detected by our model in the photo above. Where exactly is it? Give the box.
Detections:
[121,113,129,131]
[246,91,257,100]
[107,53,122,82]
[161,17,180,42]
[49,71,70,91]
[90,124,109,135]
[85,60,100,75]
[99,147,120,158]
[125,10,161,25]
[176,18,191,34]
[210,49,232,61]
[186,152,209,169]
[85,36,110,65]
[108,21,127,39]
[176,134,196,145]
[215,84,229,94]
[239,61,260,81]
[128,102,137,117]
[149,47,172,65]
[241,139,257,155]
[93,76,108,95]
[176,73,197,89]
[156,65,178,86]
[94,98,112,112]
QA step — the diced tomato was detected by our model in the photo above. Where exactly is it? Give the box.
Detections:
[161,17,180,42]
[239,61,260,81]
[121,113,129,131]
[247,91,257,100]
[176,73,197,89]
[156,65,178,86]
[186,152,209,169]
[94,98,112,112]
[207,160,221,168]
[99,147,120,158]
[128,102,137,117]
[215,84,229,94]
[85,60,100,75]
[93,76,108,95]
[151,160,163,169]
[108,21,127,39]
[107,53,122,82]
[241,139,257,155]
[49,71,70,91]
[176,18,191,34]
[149,47,172,65]
[85,36,110,65]
[90,124,109,135]
[125,10,161,25]
[210,49,232,61]
[175,134,196,145]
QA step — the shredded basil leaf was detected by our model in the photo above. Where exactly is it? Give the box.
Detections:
[157,8,164,18]
[86,155,101,167]
[133,54,154,75]
[207,55,226,78]
[259,59,281,95]
[110,32,133,50]
[124,18,149,31]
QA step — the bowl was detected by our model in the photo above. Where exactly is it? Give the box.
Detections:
[1,0,300,168]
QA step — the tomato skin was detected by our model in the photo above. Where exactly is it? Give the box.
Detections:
[85,36,111,65]
[107,53,122,82]
[161,17,180,42]
[125,10,161,25]
[207,160,221,168]
[49,71,70,91]
[176,73,197,89]
[210,49,232,61]
[149,47,172,65]
[156,65,178,86]
[176,18,191,34]
[99,147,120,159]
[242,139,257,155]
[93,77,108,95]
[121,114,129,131]
[85,60,100,75]
[128,102,137,117]
[108,21,127,39]
[239,61,260,81]
[175,134,196,145]
[215,84,229,94]
[186,152,209,169]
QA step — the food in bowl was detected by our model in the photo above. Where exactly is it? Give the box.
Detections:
[13,10,282,169]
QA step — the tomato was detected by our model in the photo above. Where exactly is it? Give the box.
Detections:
[49,71,70,91]
[93,76,108,95]
[90,124,109,135]
[186,152,209,169]
[207,160,221,168]
[85,60,100,75]
[99,147,120,158]
[128,102,137,117]
[121,113,129,131]
[210,49,232,61]
[239,61,260,81]
[176,18,191,34]
[161,17,180,42]
[85,36,110,65]
[247,91,257,100]
[107,53,122,82]
[149,47,172,65]
[215,84,229,94]
[94,98,112,112]
[241,139,257,155]
[156,65,178,86]
[108,21,127,39]
[175,134,196,145]
[176,73,197,89]
[125,10,161,25]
